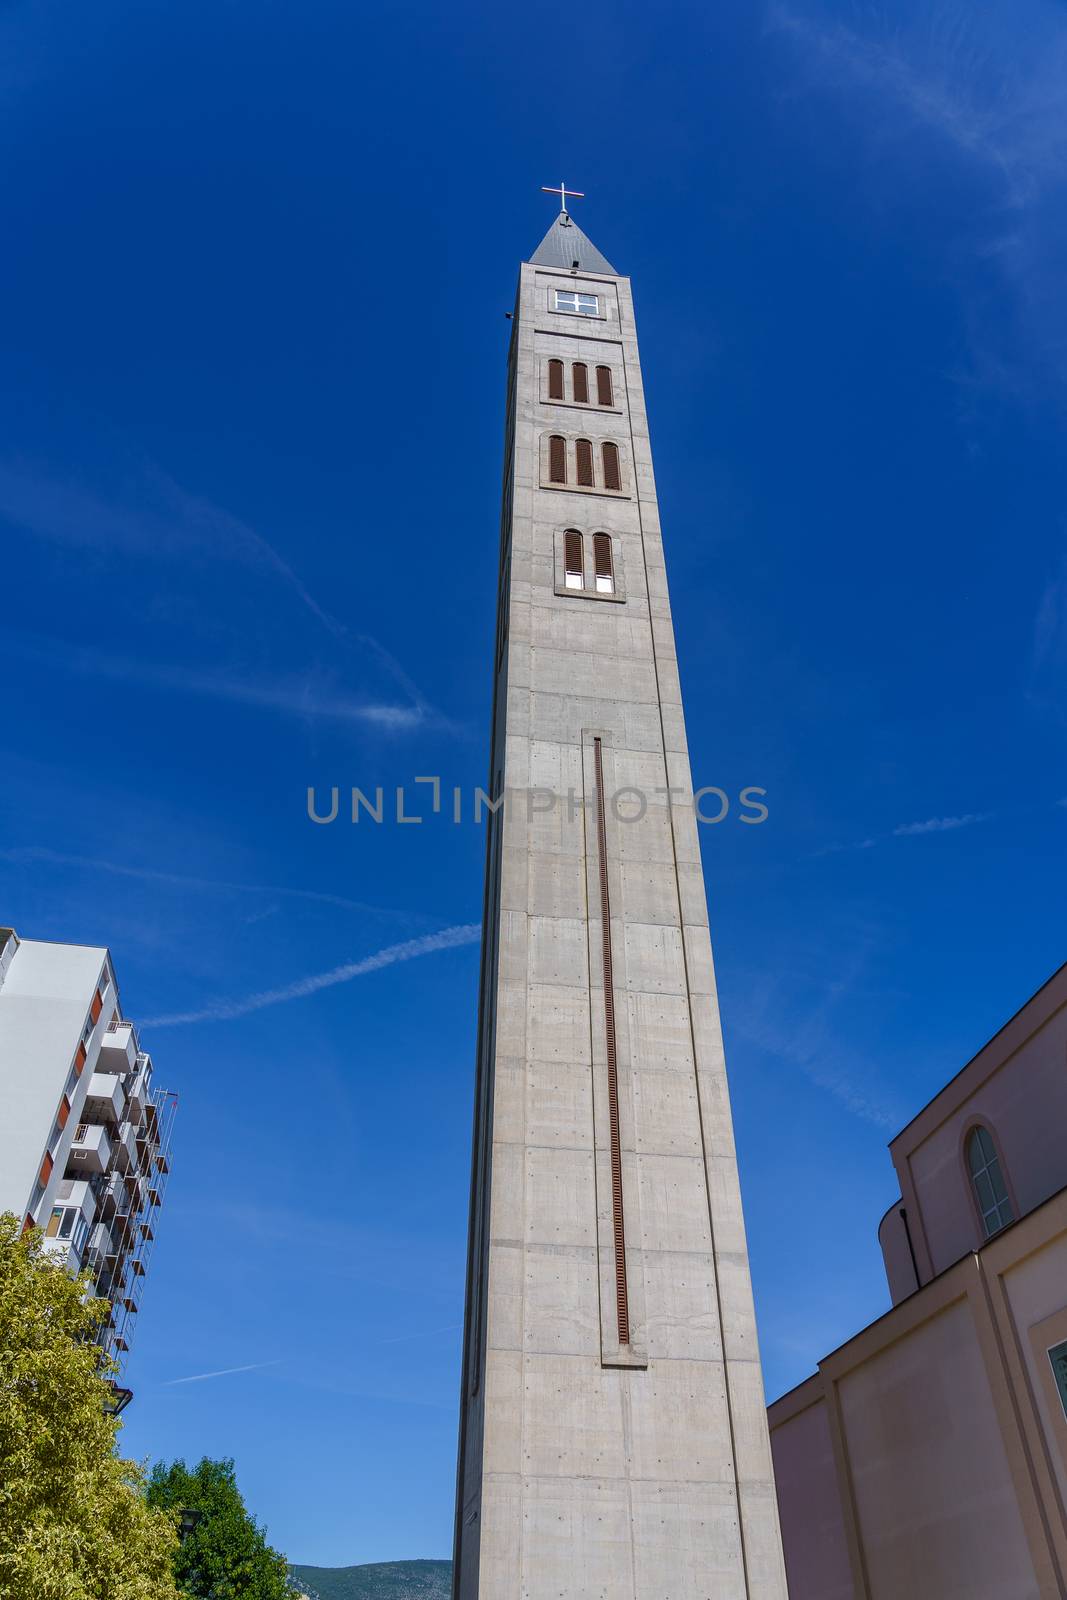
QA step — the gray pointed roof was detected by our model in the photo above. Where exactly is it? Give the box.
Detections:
[528,210,617,275]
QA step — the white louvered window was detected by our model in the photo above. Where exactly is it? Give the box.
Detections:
[554,290,599,316]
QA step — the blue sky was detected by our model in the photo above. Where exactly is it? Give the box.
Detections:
[3,0,1067,1569]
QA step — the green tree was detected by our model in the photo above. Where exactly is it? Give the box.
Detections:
[147,1457,297,1598]
[0,1210,181,1600]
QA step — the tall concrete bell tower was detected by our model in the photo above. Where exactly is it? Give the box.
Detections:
[453,200,787,1599]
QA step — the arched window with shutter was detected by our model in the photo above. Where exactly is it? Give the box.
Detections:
[548,360,564,401]
[593,534,614,594]
[602,441,621,491]
[572,363,589,404]
[549,436,567,484]
[596,366,613,407]
[967,1126,1014,1238]
[564,530,584,590]
[576,439,594,487]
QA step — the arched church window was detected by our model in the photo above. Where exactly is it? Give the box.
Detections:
[602,441,621,491]
[596,366,613,406]
[967,1125,1013,1237]
[564,530,584,590]
[593,534,614,594]
[576,439,594,487]
[572,363,589,404]
[549,436,567,484]
[548,360,564,401]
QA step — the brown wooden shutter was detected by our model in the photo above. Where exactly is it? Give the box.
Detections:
[74,1043,86,1076]
[602,441,621,491]
[576,439,594,486]
[564,530,583,576]
[593,534,613,580]
[549,436,566,483]
[91,989,102,1023]
[572,363,589,403]
[548,359,564,400]
[40,1152,53,1186]
[57,1097,70,1130]
[596,366,613,406]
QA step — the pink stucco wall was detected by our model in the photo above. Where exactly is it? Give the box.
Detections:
[838,1297,1038,1599]
[897,1002,1067,1278]
[768,1390,852,1600]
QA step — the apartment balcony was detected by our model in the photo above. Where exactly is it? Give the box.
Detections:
[56,1178,98,1225]
[125,1062,151,1126]
[135,1125,159,1174]
[110,1121,139,1173]
[65,1122,112,1177]
[97,1173,138,1226]
[41,1234,79,1267]
[97,1020,138,1073]
[84,1073,126,1125]
[84,1220,114,1265]
[41,1182,96,1266]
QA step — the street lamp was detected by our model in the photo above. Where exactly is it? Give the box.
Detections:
[178,1509,203,1543]
[103,1384,133,1417]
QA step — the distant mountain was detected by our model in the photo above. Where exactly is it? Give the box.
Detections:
[289,1559,452,1600]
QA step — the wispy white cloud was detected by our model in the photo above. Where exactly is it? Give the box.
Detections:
[892,811,993,835]
[162,1359,281,1386]
[0,461,444,726]
[734,947,902,1128]
[812,836,878,857]
[143,923,481,1026]
[0,844,416,923]
[767,0,1067,392]
[816,808,996,854]
[767,0,1067,206]
[0,462,342,633]
[0,629,428,732]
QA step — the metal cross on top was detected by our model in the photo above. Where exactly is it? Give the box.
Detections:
[541,180,585,215]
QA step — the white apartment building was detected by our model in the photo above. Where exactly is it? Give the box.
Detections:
[0,927,175,1369]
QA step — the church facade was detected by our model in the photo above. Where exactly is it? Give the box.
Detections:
[452,206,787,1598]
[770,961,1067,1599]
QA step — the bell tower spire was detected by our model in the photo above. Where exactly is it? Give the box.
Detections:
[452,207,788,1600]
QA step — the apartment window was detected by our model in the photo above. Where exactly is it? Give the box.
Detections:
[596,366,614,406]
[548,359,564,401]
[553,289,599,316]
[548,436,567,484]
[576,439,594,487]
[46,1207,78,1240]
[602,441,621,492]
[564,530,584,590]
[572,363,589,404]
[967,1125,1014,1238]
[1049,1341,1067,1421]
[593,534,615,594]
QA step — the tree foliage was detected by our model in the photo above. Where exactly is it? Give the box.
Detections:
[0,1210,181,1600]
[147,1457,297,1598]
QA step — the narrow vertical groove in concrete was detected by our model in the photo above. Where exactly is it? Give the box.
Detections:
[593,734,630,1348]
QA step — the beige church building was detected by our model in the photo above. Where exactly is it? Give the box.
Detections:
[770,960,1067,1599]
